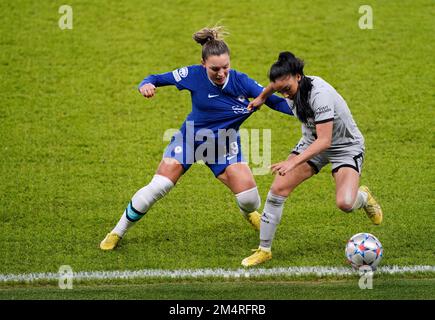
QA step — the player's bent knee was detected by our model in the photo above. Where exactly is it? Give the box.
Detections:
[270,184,292,197]
[236,186,261,213]
[336,199,354,213]
[131,174,174,213]
[157,158,184,184]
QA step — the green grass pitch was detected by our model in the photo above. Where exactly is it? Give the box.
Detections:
[0,0,434,299]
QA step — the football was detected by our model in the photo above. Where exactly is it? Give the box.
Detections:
[345,233,383,270]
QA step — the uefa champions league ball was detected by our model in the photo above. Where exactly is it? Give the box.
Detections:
[345,233,383,271]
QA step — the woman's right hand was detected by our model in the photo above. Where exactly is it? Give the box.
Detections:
[139,83,156,98]
[247,96,266,112]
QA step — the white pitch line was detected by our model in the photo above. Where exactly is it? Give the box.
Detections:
[0,266,434,283]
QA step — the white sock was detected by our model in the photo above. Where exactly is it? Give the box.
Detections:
[351,190,368,211]
[112,174,174,237]
[260,191,287,249]
[112,213,133,237]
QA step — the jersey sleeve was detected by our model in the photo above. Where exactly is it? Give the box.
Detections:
[138,66,195,91]
[311,91,335,124]
[240,73,293,116]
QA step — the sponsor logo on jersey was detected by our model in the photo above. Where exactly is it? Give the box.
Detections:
[315,105,332,115]
[232,105,249,114]
[208,94,219,98]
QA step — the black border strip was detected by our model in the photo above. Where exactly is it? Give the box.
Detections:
[331,164,359,175]
[315,117,334,124]
[291,151,319,174]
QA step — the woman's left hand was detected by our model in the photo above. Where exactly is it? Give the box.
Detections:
[270,159,297,176]
[247,96,266,112]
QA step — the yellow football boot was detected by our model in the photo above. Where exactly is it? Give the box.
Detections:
[359,185,383,225]
[245,211,261,231]
[100,232,122,250]
[241,248,272,267]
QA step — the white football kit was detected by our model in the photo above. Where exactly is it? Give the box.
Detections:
[288,76,365,174]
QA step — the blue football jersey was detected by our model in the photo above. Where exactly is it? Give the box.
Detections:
[138,65,293,133]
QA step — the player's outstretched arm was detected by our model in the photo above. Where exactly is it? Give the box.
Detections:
[247,83,275,111]
[137,66,193,99]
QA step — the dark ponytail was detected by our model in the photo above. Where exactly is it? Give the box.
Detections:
[269,52,313,124]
